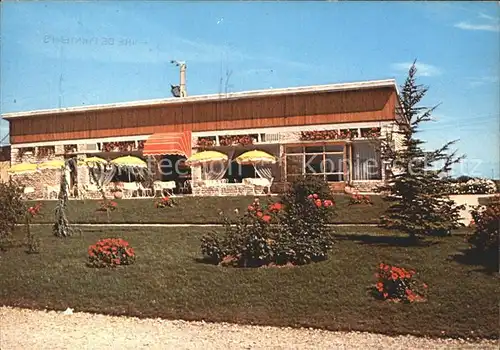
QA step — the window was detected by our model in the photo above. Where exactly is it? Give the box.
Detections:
[352,142,381,180]
[285,144,345,182]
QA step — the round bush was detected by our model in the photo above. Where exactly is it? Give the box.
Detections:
[87,238,135,268]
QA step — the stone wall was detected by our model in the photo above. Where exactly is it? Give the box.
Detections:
[348,181,384,193]
[9,147,65,199]
[12,169,63,200]
[192,184,257,196]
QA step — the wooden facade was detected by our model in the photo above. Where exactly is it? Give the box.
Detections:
[8,87,397,144]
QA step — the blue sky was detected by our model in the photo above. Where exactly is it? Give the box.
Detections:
[1,1,499,177]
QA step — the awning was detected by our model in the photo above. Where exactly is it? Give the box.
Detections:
[143,131,192,157]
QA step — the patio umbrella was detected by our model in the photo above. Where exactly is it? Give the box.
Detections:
[186,151,228,166]
[111,155,148,182]
[110,155,147,168]
[8,163,38,175]
[38,159,66,170]
[235,150,276,165]
[78,156,108,166]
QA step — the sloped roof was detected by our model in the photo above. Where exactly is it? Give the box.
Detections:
[2,79,398,120]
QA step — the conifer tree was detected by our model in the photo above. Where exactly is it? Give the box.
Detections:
[378,62,465,241]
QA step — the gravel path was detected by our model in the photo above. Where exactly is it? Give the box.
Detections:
[1,307,497,350]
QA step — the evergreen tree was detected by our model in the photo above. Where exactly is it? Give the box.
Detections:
[378,62,465,241]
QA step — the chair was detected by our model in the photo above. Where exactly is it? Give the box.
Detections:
[138,183,153,197]
[179,180,191,194]
[24,187,35,195]
[45,185,60,199]
[122,182,139,198]
[153,181,176,197]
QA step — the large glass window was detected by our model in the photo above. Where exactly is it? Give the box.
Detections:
[285,144,345,182]
[352,142,381,180]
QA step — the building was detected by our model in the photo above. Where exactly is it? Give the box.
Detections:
[2,79,402,197]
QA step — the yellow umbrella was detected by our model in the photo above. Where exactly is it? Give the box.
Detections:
[38,159,66,170]
[186,151,228,166]
[78,156,108,166]
[235,150,276,165]
[8,163,38,174]
[111,155,147,167]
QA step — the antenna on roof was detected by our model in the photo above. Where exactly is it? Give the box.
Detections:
[170,60,187,98]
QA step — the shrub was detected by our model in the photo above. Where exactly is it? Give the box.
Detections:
[0,180,26,250]
[373,263,428,303]
[286,175,334,201]
[348,192,373,205]
[201,198,283,267]
[201,177,335,267]
[87,238,135,268]
[155,196,176,208]
[97,200,118,212]
[279,190,335,265]
[448,178,497,194]
[467,195,500,263]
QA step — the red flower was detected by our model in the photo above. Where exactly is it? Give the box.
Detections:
[423,283,428,289]
[312,194,318,199]
[307,194,313,199]
[248,205,255,211]
[256,211,263,217]
[262,215,271,222]
[269,202,283,212]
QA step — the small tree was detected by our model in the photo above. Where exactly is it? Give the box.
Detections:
[468,195,500,266]
[53,159,78,238]
[0,180,26,249]
[378,62,465,241]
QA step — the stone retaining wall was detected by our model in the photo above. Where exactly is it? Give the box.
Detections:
[192,185,257,196]
[12,169,63,200]
[349,181,384,193]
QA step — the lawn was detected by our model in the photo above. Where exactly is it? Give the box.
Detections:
[0,226,497,339]
[27,195,389,224]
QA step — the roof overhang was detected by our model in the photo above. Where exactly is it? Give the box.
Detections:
[2,79,398,120]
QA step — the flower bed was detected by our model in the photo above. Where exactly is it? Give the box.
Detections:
[36,146,55,158]
[219,135,255,146]
[448,178,497,194]
[155,197,176,208]
[197,137,216,147]
[373,263,428,303]
[64,144,78,154]
[360,127,381,138]
[16,147,35,161]
[27,203,42,217]
[201,178,335,267]
[349,193,373,205]
[87,238,135,268]
[102,141,137,153]
[300,129,360,141]
[97,200,118,212]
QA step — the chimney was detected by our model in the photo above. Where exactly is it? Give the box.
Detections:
[171,60,187,97]
[179,62,187,97]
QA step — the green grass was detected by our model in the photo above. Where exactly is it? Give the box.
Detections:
[27,195,389,224]
[1,226,497,339]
